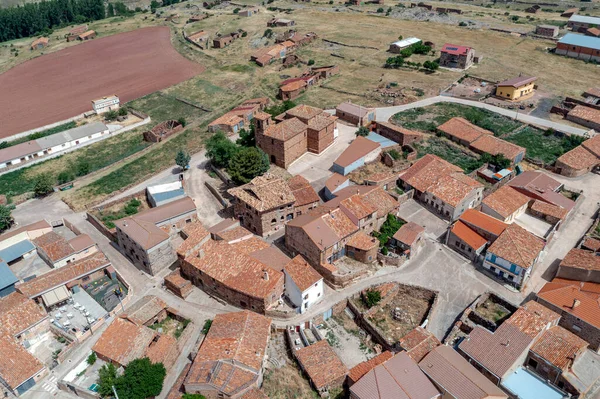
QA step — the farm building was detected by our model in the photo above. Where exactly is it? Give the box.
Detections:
[268,18,295,27]
[525,4,540,13]
[66,24,88,41]
[332,136,381,175]
[587,27,600,37]
[185,30,210,49]
[388,37,421,53]
[279,79,307,100]
[239,7,259,17]
[335,101,375,126]
[212,31,243,48]
[555,135,600,177]
[561,8,579,18]
[78,30,96,40]
[535,25,559,38]
[439,43,475,69]
[91,95,119,114]
[568,15,600,32]
[556,33,600,62]
[373,122,423,146]
[30,37,48,50]
[146,181,185,207]
[566,105,600,131]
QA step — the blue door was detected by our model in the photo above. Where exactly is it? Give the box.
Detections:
[323,308,333,321]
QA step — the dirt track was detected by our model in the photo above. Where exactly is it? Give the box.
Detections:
[0,26,204,138]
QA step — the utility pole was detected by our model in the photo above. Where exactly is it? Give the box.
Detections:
[112,385,120,399]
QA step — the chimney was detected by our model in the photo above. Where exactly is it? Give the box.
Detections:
[263,270,269,281]
[573,299,581,309]
[197,249,205,259]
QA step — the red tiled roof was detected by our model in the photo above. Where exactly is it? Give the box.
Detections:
[240,388,270,399]
[530,199,568,220]
[530,325,588,371]
[334,137,381,168]
[228,174,296,211]
[459,209,508,237]
[33,231,76,262]
[441,43,472,55]
[283,255,322,291]
[482,186,530,219]
[124,295,167,325]
[450,221,487,250]
[186,311,271,396]
[287,207,358,251]
[285,104,324,121]
[393,221,424,246]
[538,279,600,329]
[560,248,600,271]
[486,224,545,269]
[470,135,525,162]
[0,292,48,337]
[582,236,600,252]
[583,134,600,158]
[347,231,378,251]
[437,117,492,144]
[295,340,348,390]
[398,326,441,363]
[348,351,394,384]
[262,117,307,141]
[0,333,46,389]
[92,317,156,367]
[288,175,320,206]
[557,145,600,171]
[336,102,373,118]
[569,105,600,126]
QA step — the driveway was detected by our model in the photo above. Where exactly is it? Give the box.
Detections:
[287,124,357,189]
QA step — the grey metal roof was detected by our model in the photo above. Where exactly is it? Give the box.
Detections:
[0,261,17,289]
[559,33,600,51]
[150,188,186,205]
[0,240,35,263]
[569,15,600,24]
[35,122,108,149]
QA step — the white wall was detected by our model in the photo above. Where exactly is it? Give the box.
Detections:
[284,272,324,314]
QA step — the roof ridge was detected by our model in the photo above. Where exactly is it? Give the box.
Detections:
[505,226,527,268]
[382,358,414,399]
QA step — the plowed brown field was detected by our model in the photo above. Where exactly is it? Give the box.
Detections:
[0,26,204,138]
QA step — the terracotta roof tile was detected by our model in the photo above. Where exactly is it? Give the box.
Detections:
[459,209,508,237]
[0,333,46,389]
[186,311,271,395]
[538,279,600,329]
[240,388,270,399]
[450,221,487,250]
[505,301,560,338]
[92,317,157,367]
[145,333,178,368]
[583,134,600,157]
[288,175,320,207]
[263,117,307,141]
[398,326,441,363]
[248,245,291,272]
[216,226,254,243]
[124,295,167,325]
[0,292,48,337]
[438,117,493,144]
[209,112,244,128]
[228,174,296,211]
[569,105,600,126]
[482,186,530,219]
[530,199,568,220]
[284,255,322,291]
[470,135,525,162]
[308,113,337,131]
[560,248,600,271]
[177,221,210,258]
[334,137,381,168]
[486,224,545,269]
[17,252,110,298]
[582,237,600,252]
[33,231,76,262]
[347,231,378,251]
[287,207,358,251]
[531,325,588,371]
[340,194,377,220]
[285,104,324,121]
[393,222,424,246]
[348,351,394,384]
[557,145,600,171]
[295,340,348,390]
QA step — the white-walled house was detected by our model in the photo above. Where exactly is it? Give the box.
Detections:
[284,255,323,313]
[92,95,120,114]
[0,122,109,170]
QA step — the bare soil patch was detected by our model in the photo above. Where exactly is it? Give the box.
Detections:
[0,26,204,137]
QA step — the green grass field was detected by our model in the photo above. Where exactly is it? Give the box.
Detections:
[413,136,484,173]
[504,127,584,164]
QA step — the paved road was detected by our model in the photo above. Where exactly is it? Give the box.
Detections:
[374,96,591,136]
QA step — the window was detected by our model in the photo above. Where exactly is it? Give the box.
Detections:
[186,219,192,223]
[527,358,538,369]
[572,325,582,333]
[304,294,308,300]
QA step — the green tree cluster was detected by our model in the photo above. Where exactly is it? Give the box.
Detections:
[355,126,370,137]
[374,214,405,246]
[0,0,105,42]
[97,358,166,399]
[423,60,439,71]
[264,100,297,117]
[364,289,382,308]
[0,205,14,232]
[480,153,511,169]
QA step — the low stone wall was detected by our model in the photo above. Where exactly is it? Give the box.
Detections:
[376,252,406,267]
[204,181,228,209]
[266,308,298,319]
[86,189,147,241]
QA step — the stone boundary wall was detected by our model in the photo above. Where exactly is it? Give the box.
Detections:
[85,189,147,241]
[204,181,228,209]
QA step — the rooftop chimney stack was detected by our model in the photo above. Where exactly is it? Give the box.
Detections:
[573,299,581,309]
[263,270,269,281]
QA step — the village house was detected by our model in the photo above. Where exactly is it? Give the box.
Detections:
[562,8,579,18]
[66,24,87,41]
[537,278,600,351]
[332,136,381,176]
[228,174,297,237]
[324,173,350,200]
[183,311,271,397]
[495,76,537,101]
[208,98,268,134]
[398,326,441,363]
[32,231,97,268]
[524,325,600,398]
[295,340,348,394]
[556,33,600,62]
[483,224,546,289]
[566,105,600,131]
[398,154,484,221]
[238,7,259,17]
[419,345,508,399]
[437,117,493,146]
[267,17,295,27]
[568,15,600,32]
[347,352,395,387]
[335,101,375,126]
[556,248,600,283]
[459,301,560,385]
[287,175,320,216]
[251,43,289,67]
[311,65,339,79]
[535,25,559,38]
[255,104,337,169]
[0,220,52,264]
[481,185,530,223]
[212,31,242,48]
[279,79,307,100]
[469,134,525,165]
[446,209,508,261]
[0,333,47,397]
[507,171,575,211]
[30,37,48,50]
[92,296,179,369]
[373,121,423,146]
[114,196,198,275]
[350,352,441,399]
[390,221,425,258]
[283,255,323,313]
[439,43,476,69]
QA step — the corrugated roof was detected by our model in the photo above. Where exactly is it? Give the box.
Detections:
[568,15,600,24]
[0,261,17,290]
[558,33,600,51]
[35,122,108,149]
[0,240,35,263]
[336,102,373,118]
[391,37,421,48]
[0,141,43,165]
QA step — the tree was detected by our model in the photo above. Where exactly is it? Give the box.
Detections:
[150,0,160,12]
[202,319,212,335]
[423,60,439,71]
[107,3,114,16]
[33,173,54,197]
[376,7,384,12]
[264,100,297,117]
[118,107,127,116]
[206,132,239,168]
[356,126,370,137]
[113,358,166,399]
[236,125,255,147]
[0,205,14,232]
[364,289,381,308]
[76,159,91,176]
[263,28,273,38]
[385,55,404,69]
[227,147,269,185]
[97,362,118,398]
[233,7,240,13]
[87,352,97,365]
[178,117,187,127]
[104,110,118,121]
[175,149,191,171]
[57,170,75,184]
[307,59,315,66]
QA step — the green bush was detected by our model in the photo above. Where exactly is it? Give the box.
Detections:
[233,7,240,13]
[87,352,97,365]
[377,7,384,12]
[57,171,75,185]
[364,289,382,308]
[375,214,405,246]
[0,205,14,232]
[104,110,118,121]
[33,173,54,197]
[356,126,370,137]
[388,149,401,160]
[308,59,315,66]
[202,319,212,334]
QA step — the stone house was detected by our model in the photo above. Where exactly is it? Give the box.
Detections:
[481,185,530,224]
[391,221,425,258]
[255,105,337,169]
[567,105,600,132]
[114,196,198,275]
[556,248,600,283]
[398,154,484,221]
[373,121,423,146]
[294,340,348,394]
[536,25,559,37]
[555,135,600,177]
[446,209,507,262]
[287,175,320,216]
[283,255,323,313]
[439,43,475,69]
[335,101,375,127]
